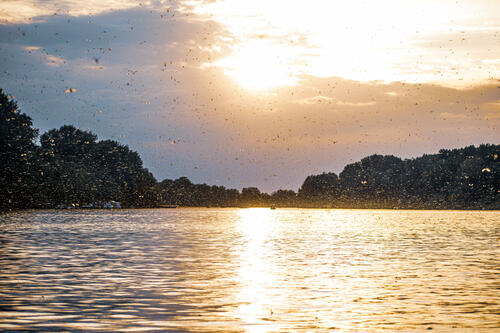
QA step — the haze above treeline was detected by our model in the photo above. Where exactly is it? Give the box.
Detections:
[1,89,499,210]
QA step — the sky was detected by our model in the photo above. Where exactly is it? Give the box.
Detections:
[0,0,499,192]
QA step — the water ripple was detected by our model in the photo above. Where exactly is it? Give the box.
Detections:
[0,208,499,331]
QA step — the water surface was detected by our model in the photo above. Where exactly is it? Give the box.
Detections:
[0,208,499,332]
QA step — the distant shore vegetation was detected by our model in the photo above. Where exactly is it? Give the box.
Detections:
[1,89,499,210]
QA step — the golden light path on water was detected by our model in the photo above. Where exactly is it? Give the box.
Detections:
[232,208,500,331]
[0,209,499,331]
[236,208,277,332]
[234,208,370,331]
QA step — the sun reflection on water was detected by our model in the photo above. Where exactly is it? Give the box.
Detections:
[1,209,499,331]
[235,208,279,332]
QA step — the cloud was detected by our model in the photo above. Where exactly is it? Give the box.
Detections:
[0,0,138,24]
[1,1,499,192]
[335,100,376,107]
[297,95,333,105]
[439,112,468,120]
[193,0,500,88]
[45,54,65,67]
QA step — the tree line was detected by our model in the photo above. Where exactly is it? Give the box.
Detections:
[298,148,499,209]
[1,89,499,210]
[1,88,159,209]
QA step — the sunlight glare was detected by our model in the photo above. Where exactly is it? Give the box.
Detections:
[237,208,273,247]
[235,208,278,332]
[214,40,298,91]
[192,0,498,89]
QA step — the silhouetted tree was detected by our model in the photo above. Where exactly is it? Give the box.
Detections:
[299,146,500,209]
[271,189,297,207]
[298,172,339,205]
[2,89,498,210]
[339,155,405,207]
[0,89,38,209]
[37,125,159,207]
[240,187,264,206]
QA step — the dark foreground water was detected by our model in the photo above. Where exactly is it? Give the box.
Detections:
[0,208,499,332]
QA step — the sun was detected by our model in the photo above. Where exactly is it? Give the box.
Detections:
[192,0,495,89]
[215,40,298,91]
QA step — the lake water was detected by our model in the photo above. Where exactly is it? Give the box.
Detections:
[0,208,499,332]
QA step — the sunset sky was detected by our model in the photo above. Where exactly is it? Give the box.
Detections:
[1,0,499,191]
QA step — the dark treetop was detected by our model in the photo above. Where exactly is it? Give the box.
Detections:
[1,89,499,210]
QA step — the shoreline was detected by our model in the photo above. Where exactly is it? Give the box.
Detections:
[3,206,499,212]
